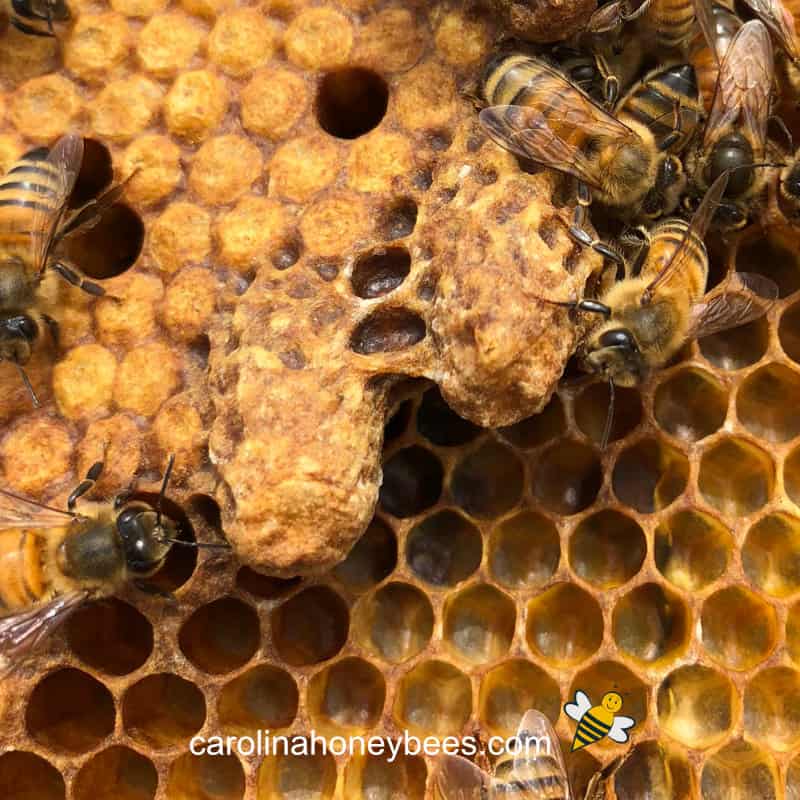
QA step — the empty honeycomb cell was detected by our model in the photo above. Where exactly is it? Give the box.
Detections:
[488,510,560,589]
[416,387,480,447]
[149,202,212,273]
[613,438,689,514]
[379,197,419,241]
[123,673,206,749]
[442,583,516,664]
[613,583,689,664]
[654,509,734,591]
[699,437,775,516]
[333,516,397,591]
[701,587,777,670]
[208,8,279,76]
[569,509,646,589]
[744,666,800,751]
[743,513,800,597]
[498,394,566,449]
[478,659,561,737]
[657,665,735,749]
[167,753,245,800]
[351,247,412,299]
[343,751,427,800]
[179,596,260,674]
[164,70,229,144]
[189,135,262,205]
[67,138,113,209]
[735,224,800,297]
[654,368,728,441]
[406,509,482,587]
[533,439,602,515]
[316,68,388,139]
[241,68,309,141]
[613,741,674,800]
[52,344,117,420]
[307,657,386,734]
[350,308,427,356]
[236,567,301,599]
[575,382,643,444]
[737,364,800,442]
[699,315,769,370]
[218,665,298,736]
[781,301,800,363]
[73,746,158,800]
[271,585,349,667]
[394,660,471,736]
[137,12,206,77]
[353,582,433,663]
[789,446,800,508]
[66,597,152,675]
[379,445,442,518]
[257,749,337,800]
[0,751,65,800]
[9,76,82,142]
[450,440,525,518]
[26,668,115,754]
[526,583,603,666]
[701,739,778,800]
[286,7,353,70]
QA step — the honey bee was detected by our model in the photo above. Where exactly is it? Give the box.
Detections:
[689,0,742,106]
[686,19,775,228]
[431,709,630,800]
[6,0,70,36]
[586,0,697,51]
[779,150,800,215]
[0,134,129,405]
[0,456,229,674]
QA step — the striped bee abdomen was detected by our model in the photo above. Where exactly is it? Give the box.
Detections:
[646,0,696,48]
[0,529,46,611]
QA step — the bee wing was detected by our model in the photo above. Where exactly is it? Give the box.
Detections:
[694,0,724,65]
[0,591,91,676]
[510,710,573,800]
[28,134,84,274]
[739,0,800,62]
[703,20,773,158]
[0,487,78,528]
[689,271,779,338]
[607,716,636,744]
[564,690,593,722]
[430,754,491,800]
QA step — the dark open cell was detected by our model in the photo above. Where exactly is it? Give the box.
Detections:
[612,438,689,513]
[73,746,157,800]
[219,666,299,735]
[417,386,481,447]
[68,138,114,210]
[532,439,602,515]
[384,398,413,442]
[334,517,397,590]
[450,440,525,518]
[316,68,389,139]
[379,197,419,240]
[350,308,426,355]
[499,394,566,449]
[735,227,800,298]
[351,247,411,299]
[406,510,482,587]
[0,751,65,800]
[236,567,302,599]
[379,445,443,518]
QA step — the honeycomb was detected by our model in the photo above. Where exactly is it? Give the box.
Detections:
[0,0,800,799]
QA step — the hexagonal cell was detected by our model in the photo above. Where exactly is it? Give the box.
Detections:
[0,751,65,800]
[343,751,427,800]
[379,445,443,518]
[179,596,260,674]
[351,246,411,299]
[743,513,800,597]
[394,660,472,736]
[442,583,516,664]
[350,308,426,356]
[166,753,245,800]
[123,673,205,750]
[657,665,735,749]
[235,568,301,600]
[70,138,114,209]
[416,386,480,447]
[316,67,389,140]
[532,439,602,515]
[526,583,603,666]
[488,510,560,590]
[734,223,800,297]
[271,585,349,667]
[613,740,675,800]
[73,746,158,800]
[699,315,769,371]
[333,517,397,591]
[701,587,777,670]
[788,445,800,508]
[478,659,561,737]
[65,597,152,675]
[385,398,413,442]
[26,667,115,754]
[257,749,337,800]
[737,363,800,442]
[744,666,800,752]
[406,509,482,587]
[574,382,642,444]
[654,368,728,442]
[566,748,602,800]
[352,582,434,663]
[498,394,566,449]
[308,657,386,734]
[655,509,733,591]
[698,437,774,516]
[218,665,298,736]
[612,438,689,514]
[379,197,420,241]
[780,300,800,364]
[569,509,646,589]
[450,440,525,518]
[613,583,689,665]
[701,740,778,800]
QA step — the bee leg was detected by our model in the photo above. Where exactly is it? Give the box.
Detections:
[595,52,619,108]
[67,460,105,511]
[769,114,793,154]
[50,261,106,297]
[10,17,54,36]
[569,184,624,267]
[619,0,652,21]
[42,314,60,347]
[657,101,683,152]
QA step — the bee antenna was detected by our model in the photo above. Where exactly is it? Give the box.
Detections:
[156,453,175,530]
[157,536,231,551]
[601,377,615,450]
[14,363,39,408]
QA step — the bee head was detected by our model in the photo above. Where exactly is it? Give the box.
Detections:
[0,314,38,366]
[582,327,645,387]
[116,503,176,577]
[781,163,800,205]
[606,140,653,200]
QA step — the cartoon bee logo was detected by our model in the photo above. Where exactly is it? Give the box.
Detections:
[565,690,636,752]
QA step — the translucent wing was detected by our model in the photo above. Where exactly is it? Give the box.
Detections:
[694,0,728,64]
[608,716,636,744]
[507,710,572,800]
[564,690,592,722]
[739,0,800,62]
[703,20,773,159]
[29,134,84,274]
[689,271,779,338]
[430,753,491,800]
[0,591,91,676]
[0,488,78,529]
